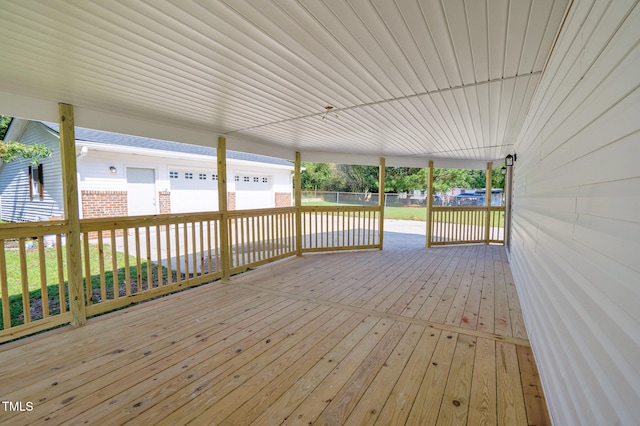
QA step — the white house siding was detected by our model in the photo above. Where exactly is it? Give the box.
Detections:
[0,122,64,221]
[511,1,640,425]
[76,150,129,193]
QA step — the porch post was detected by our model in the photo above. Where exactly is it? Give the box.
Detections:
[217,137,230,280]
[378,157,385,250]
[484,161,493,244]
[59,103,86,326]
[504,160,513,251]
[294,152,302,256]
[426,160,434,247]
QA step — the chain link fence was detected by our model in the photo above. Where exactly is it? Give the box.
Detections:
[302,190,504,207]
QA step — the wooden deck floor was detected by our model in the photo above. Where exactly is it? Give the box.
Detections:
[0,244,550,425]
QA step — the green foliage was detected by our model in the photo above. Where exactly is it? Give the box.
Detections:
[433,168,482,192]
[491,166,506,189]
[301,162,344,191]
[0,115,52,165]
[338,164,379,193]
[300,161,505,194]
[0,115,11,140]
[384,167,427,192]
[0,140,52,166]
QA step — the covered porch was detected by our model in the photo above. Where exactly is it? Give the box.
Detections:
[0,238,548,425]
[2,1,638,424]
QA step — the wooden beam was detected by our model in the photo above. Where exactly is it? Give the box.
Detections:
[58,103,86,326]
[294,152,302,256]
[484,162,492,244]
[426,160,434,248]
[217,137,230,280]
[378,157,385,250]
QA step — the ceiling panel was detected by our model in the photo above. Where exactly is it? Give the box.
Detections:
[0,0,570,166]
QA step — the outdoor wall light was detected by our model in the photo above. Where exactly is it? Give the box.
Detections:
[109,166,117,174]
[505,154,516,166]
[501,166,507,175]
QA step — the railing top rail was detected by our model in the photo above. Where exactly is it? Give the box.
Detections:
[228,206,297,218]
[0,220,68,239]
[79,212,224,230]
[300,205,379,213]
[432,206,505,211]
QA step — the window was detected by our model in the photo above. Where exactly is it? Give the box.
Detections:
[199,173,207,180]
[185,172,193,179]
[243,176,250,182]
[235,176,240,182]
[212,174,218,181]
[28,164,44,198]
[262,177,269,183]
[169,171,179,179]
[253,177,259,183]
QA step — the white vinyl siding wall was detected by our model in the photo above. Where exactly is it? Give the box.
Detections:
[510,1,640,425]
[0,122,64,221]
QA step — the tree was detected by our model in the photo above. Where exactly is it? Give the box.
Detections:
[0,115,11,140]
[298,160,505,194]
[0,141,52,165]
[432,168,481,193]
[301,162,344,191]
[0,115,52,165]
[338,164,379,193]
[384,167,427,193]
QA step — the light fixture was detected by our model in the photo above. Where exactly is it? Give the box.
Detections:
[501,166,507,176]
[109,166,117,174]
[505,154,516,167]
[320,105,338,121]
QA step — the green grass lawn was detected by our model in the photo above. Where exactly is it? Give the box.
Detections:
[0,243,164,328]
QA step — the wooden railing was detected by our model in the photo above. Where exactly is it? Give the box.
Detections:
[78,213,224,317]
[300,206,380,252]
[0,205,383,341]
[227,207,297,274]
[429,206,505,245]
[0,220,72,340]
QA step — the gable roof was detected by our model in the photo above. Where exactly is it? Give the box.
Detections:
[41,122,293,168]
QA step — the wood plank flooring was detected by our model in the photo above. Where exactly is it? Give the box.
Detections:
[0,245,550,425]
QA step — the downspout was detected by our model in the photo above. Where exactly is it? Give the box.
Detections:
[75,146,88,219]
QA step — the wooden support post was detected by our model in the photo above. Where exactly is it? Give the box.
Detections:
[484,161,493,244]
[294,152,302,256]
[378,157,385,250]
[217,137,230,280]
[59,103,86,326]
[426,160,434,248]
[504,161,513,251]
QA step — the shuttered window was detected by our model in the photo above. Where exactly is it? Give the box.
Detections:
[28,164,44,198]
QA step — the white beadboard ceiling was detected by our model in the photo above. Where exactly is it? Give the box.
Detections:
[0,0,569,167]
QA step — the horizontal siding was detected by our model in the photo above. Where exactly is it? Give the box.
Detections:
[0,122,64,221]
[511,1,640,425]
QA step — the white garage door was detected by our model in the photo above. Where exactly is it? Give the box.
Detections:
[235,174,273,210]
[127,168,156,216]
[169,169,218,213]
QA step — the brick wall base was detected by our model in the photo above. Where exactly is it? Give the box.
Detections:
[275,192,292,207]
[82,190,128,239]
[82,190,128,218]
[227,192,236,210]
[159,191,171,214]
